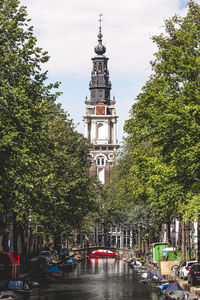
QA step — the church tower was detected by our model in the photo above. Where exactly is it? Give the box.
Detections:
[83,15,119,183]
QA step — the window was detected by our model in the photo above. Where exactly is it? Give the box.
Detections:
[98,63,103,73]
[98,89,103,98]
[117,236,120,248]
[112,236,116,246]
[96,156,105,166]
[89,108,95,115]
[123,237,126,246]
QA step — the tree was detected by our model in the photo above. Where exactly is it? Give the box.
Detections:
[31,103,97,237]
[105,1,200,255]
[105,138,163,246]
[0,0,57,228]
[124,0,200,221]
[0,0,97,252]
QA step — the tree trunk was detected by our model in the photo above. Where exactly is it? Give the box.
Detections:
[77,230,81,247]
[181,221,186,260]
[20,230,26,265]
[28,228,34,257]
[197,218,200,262]
[167,223,171,246]
[13,225,18,252]
[138,228,141,252]
[54,233,61,254]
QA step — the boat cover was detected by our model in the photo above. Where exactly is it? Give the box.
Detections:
[65,259,76,264]
[147,270,164,280]
[8,277,30,291]
[164,282,183,294]
[157,282,170,290]
[47,266,62,274]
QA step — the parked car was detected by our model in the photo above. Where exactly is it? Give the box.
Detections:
[188,263,200,286]
[179,260,197,280]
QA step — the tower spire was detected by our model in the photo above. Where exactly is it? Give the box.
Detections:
[94,13,106,55]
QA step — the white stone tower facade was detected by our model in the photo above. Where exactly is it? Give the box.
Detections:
[83,16,119,183]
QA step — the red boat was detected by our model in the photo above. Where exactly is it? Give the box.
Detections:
[88,249,116,258]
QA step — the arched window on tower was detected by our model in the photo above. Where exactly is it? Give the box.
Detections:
[96,156,105,166]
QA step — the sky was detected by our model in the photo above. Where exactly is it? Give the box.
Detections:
[20,0,192,142]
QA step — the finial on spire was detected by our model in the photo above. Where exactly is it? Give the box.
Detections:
[99,13,103,30]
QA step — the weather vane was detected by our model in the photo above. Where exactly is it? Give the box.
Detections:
[99,13,103,28]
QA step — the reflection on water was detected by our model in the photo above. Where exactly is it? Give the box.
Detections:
[32,259,161,300]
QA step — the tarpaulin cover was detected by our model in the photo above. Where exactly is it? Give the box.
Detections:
[47,266,62,274]
[66,259,76,264]
[164,282,183,294]
[157,282,170,290]
[147,270,164,280]
[8,279,24,290]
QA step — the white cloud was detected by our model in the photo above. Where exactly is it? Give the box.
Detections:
[20,0,189,140]
[21,0,182,79]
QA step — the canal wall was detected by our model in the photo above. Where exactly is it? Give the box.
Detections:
[173,277,200,298]
[144,261,200,299]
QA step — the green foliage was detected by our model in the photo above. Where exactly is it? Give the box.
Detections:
[105,1,200,242]
[124,0,200,222]
[0,0,96,238]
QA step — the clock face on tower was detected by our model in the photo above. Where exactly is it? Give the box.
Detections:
[96,106,105,115]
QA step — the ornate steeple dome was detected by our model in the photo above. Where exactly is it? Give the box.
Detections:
[89,14,111,105]
[94,14,106,55]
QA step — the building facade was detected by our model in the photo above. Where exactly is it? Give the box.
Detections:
[83,17,132,249]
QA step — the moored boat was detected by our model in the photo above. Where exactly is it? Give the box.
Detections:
[60,259,77,270]
[44,266,63,278]
[88,249,116,258]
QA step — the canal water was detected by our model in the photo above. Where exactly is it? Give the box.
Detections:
[32,259,161,300]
